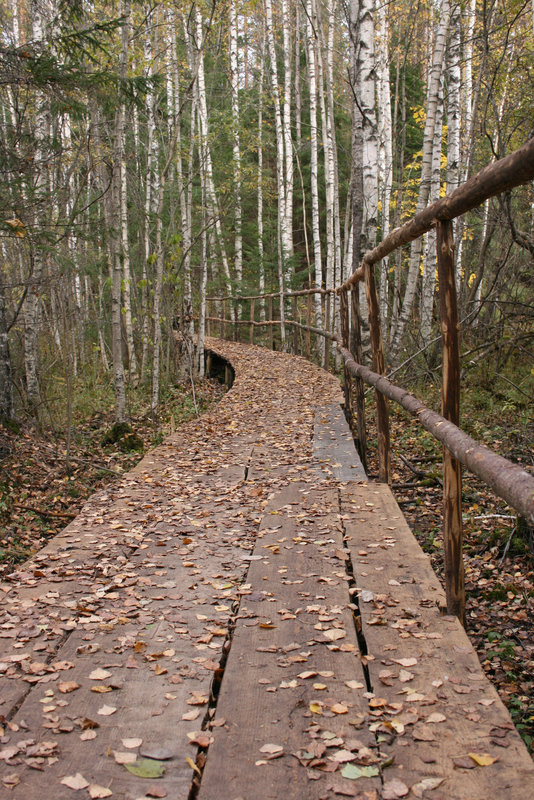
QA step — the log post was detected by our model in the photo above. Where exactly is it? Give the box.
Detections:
[437,219,465,624]
[221,299,226,339]
[350,287,367,473]
[207,299,211,337]
[364,261,390,483]
[233,302,238,342]
[249,298,255,345]
[292,296,298,353]
[268,295,274,350]
[339,290,350,410]
[306,293,312,359]
[323,292,331,370]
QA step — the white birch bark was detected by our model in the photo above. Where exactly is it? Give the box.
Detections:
[265,0,287,341]
[376,0,393,331]
[447,1,461,289]
[389,0,450,361]
[257,30,266,320]
[229,0,243,292]
[191,7,231,289]
[281,0,294,267]
[420,72,444,346]
[305,0,323,349]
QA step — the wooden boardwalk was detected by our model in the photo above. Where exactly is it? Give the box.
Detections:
[1,339,533,799]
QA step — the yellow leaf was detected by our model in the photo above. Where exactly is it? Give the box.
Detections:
[309,702,323,714]
[468,752,498,766]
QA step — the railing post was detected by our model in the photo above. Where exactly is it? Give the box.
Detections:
[340,289,350,409]
[437,219,465,624]
[233,301,238,342]
[207,299,211,337]
[364,260,390,483]
[292,296,298,353]
[323,292,331,370]
[350,287,367,473]
[306,293,312,359]
[249,298,255,345]
[268,295,274,350]
[221,298,226,339]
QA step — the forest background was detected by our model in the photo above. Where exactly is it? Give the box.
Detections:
[0,0,533,753]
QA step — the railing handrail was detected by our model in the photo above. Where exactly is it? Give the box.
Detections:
[202,138,534,623]
[339,136,534,292]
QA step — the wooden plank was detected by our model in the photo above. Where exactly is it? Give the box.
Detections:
[313,404,367,482]
[341,482,534,799]
[198,484,381,800]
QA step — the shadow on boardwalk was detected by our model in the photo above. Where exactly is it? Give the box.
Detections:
[1,339,533,799]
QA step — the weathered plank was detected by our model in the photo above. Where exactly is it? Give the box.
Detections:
[313,404,367,482]
[199,484,380,799]
[341,482,534,798]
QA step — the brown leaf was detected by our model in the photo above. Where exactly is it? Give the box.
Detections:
[60,773,90,790]
[382,778,409,799]
[58,681,80,694]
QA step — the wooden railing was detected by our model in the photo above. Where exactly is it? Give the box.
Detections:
[204,136,534,623]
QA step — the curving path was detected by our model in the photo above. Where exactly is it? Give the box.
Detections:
[0,339,532,799]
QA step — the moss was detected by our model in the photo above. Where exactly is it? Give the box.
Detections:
[101,422,144,452]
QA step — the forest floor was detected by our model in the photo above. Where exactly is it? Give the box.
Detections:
[1,358,532,759]
[0,377,225,582]
[367,390,534,756]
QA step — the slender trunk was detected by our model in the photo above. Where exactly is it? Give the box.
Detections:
[257,30,265,320]
[265,0,287,340]
[389,0,450,361]
[229,1,243,292]
[306,0,323,350]
[420,73,445,346]
[281,0,294,269]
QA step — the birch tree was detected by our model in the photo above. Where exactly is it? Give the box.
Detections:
[305,0,323,348]
[389,0,450,362]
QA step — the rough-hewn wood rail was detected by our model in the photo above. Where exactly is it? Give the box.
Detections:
[1,339,533,799]
[204,137,534,623]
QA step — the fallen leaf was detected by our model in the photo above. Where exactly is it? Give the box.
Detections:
[113,751,137,764]
[468,753,498,766]
[89,669,112,681]
[145,787,168,798]
[411,777,445,797]
[393,658,417,668]
[124,759,166,779]
[60,773,90,790]
[97,705,117,716]
[187,732,213,748]
[382,778,409,799]
[58,681,80,694]
[88,785,113,799]
[80,730,97,741]
[330,703,349,714]
[426,712,446,724]
[323,629,346,641]
[182,710,200,721]
[122,738,142,749]
[139,745,174,761]
[259,744,284,755]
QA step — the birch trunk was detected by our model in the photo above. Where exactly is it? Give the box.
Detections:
[376,0,393,332]
[281,0,294,268]
[265,0,287,341]
[420,73,444,346]
[190,7,231,289]
[447,1,461,289]
[389,0,450,362]
[229,0,243,292]
[257,31,266,320]
[306,0,323,351]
